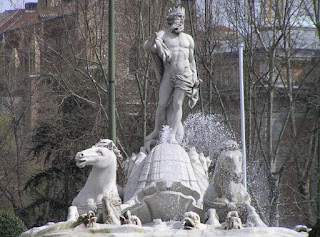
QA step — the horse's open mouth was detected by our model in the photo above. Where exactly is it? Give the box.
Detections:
[76,159,86,168]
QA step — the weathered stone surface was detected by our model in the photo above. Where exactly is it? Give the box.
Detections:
[204,141,266,227]
[21,222,308,237]
[143,5,199,148]
[123,144,207,203]
[122,144,208,222]
[72,140,121,214]
[204,147,250,205]
[124,181,204,223]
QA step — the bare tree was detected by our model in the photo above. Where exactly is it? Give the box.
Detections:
[0,28,39,225]
[239,0,319,226]
[193,0,319,227]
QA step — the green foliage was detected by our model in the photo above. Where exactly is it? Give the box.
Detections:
[0,111,13,127]
[24,95,108,227]
[0,111,14,145]
[0,210,27,237]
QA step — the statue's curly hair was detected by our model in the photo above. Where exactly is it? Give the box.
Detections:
[166,6,185,25]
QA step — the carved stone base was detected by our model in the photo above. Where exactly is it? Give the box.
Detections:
[122,181,204,223]
[122,143,209,223]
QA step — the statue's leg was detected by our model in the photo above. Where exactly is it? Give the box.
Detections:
[145,77,173,141]
[167,101,184,142]
[169,89,185,143]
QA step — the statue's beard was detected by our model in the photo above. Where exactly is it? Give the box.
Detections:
[170,21,184,34]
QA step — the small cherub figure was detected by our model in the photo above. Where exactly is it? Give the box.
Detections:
[183,211,201,229]
[120,210,142,226]
[222,211,243,230]
[204,208,221,228]
[87,211,97,228]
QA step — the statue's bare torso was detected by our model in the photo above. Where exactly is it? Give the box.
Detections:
[157,30,194,78]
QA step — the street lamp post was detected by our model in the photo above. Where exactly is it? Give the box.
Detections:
[239,43,247,190]
[109,0,116,143]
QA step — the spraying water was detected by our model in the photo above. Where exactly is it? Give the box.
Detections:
[182,112,235,158]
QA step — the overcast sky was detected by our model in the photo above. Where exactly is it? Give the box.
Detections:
[0,0,38,13]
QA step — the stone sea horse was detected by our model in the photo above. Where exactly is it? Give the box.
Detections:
[71,139,122,223]
[203,140,266,227]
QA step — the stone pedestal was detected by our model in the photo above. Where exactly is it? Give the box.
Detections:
[122,143,208,223]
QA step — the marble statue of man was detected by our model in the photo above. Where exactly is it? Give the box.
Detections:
[144,5,199,148]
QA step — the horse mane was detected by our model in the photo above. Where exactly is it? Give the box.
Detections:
[95,139,123,166]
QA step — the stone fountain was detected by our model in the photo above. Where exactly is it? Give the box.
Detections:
[20,135,308,236]
[20,5,309,237]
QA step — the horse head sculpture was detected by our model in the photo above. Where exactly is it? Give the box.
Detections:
[72,140,121,215]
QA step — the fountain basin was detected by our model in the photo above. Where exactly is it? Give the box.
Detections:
[20,221,308,237]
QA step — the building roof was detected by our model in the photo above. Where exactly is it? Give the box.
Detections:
[0,5,74,34]
[0,10,25,33]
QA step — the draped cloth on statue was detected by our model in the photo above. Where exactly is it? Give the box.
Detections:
[171,74,198,108]
[151,38,171,84]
